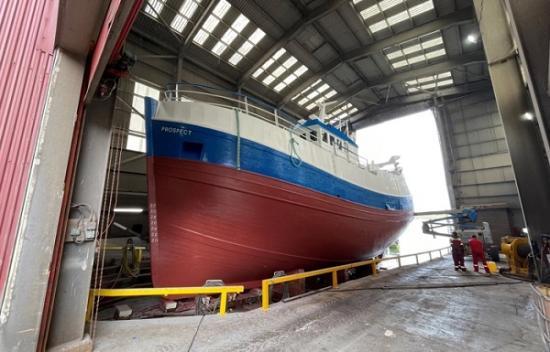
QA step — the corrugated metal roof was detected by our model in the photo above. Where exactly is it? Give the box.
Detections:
[296,25,325,53]
[333,63,362,86]
[317,12,362,52]
[131,0,487,123]
[254,0,302,30]
[0,0,58,301]
[229,0,286,37]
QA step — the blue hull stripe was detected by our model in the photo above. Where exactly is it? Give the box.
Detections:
[144,98,413,211]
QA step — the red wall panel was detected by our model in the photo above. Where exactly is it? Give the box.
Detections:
[0,0,58,299]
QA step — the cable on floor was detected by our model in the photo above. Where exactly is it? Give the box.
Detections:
[187,314,205,352]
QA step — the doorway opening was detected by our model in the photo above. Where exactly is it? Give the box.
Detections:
[356,109,450,258]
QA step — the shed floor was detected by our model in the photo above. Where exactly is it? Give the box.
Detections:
[93,257,543,351]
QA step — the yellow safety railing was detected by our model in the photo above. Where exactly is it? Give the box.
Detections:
[261,246,451,311]
[87,285,244,319]
[261,258,379,311]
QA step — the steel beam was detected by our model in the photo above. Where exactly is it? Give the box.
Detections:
[473,0,550,282]
[279,7,475,105]
[311,21,372,90]
[237,0,347,87]
[183,0,215,48]
[352,101,431,130]
[350,80,492,129]
[335,50,485,108]
[86,0,139,102]
[392,79,491,105]
[56,0,110,56]
[352,79,492,125]
[178,0,216,81]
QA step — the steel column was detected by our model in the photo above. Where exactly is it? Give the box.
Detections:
[505,0,550,163]
[433,105,457,210]
[48,97,116,347]
[473,0,550,282]
[0,49,85,352]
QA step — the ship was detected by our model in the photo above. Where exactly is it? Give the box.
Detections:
[144,90,413,288]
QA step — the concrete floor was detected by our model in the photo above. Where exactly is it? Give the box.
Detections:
[93,257,543,351]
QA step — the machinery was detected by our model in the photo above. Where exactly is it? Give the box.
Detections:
[418,208,499,261]
[500,236,531,277]
[420,205,533,278]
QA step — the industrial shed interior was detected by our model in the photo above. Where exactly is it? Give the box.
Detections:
[1,0,550,351]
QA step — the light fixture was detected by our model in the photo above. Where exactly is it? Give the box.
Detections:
[466,34,478,44]
[521,112,534,121]
[114,207,144,213]
[522,227,528,234]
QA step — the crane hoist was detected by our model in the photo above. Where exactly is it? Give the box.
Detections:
[416,208,499,261]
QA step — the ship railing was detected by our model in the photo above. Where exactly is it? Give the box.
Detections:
[164,85,295,131]
[86,285,244,320]
[261,246,451,311]
[162,84,400,175]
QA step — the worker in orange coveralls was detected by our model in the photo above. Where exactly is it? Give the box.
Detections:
[469,234,490,273]
[450,232,466,271]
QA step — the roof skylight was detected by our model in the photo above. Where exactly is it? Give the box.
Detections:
[355,0,435,34]
[360,0,402,20]
[229,28,266,65]
[252,49,308,93]
[291,79,339,111]
[327,103,358,122]
[405,71,453,93]
[384,32,445,70]
[145,0,166,18]
[170,0,202,33]
[193,0,230,45]
[192,0,266,67]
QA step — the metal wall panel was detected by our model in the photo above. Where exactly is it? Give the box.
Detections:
[455,167,516,186]
[453,126,506,146]
[454,153,512,172]
[455,183,519,198]
[439,91,524,238]
[454,139,508,159]
[0,0,58,301]
[450,111,502,132]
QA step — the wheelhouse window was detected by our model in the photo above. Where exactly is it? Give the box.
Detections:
[309,130,317,142]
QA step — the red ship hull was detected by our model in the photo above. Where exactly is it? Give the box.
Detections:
[148,157,412,288]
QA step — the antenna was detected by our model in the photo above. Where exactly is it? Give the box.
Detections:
[316,100,339,122]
